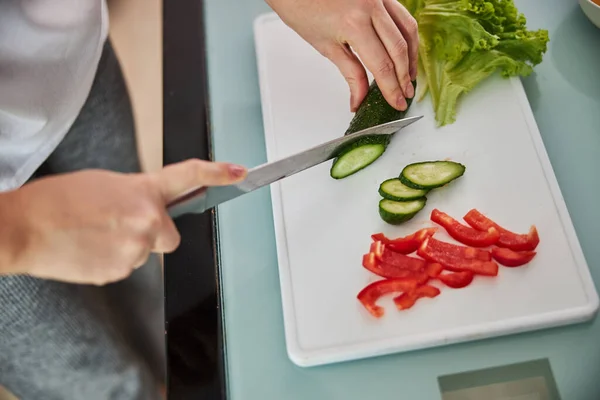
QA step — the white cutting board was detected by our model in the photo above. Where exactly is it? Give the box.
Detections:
[253,12,599,367]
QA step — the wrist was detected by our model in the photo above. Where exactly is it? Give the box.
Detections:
[0,190,31,275]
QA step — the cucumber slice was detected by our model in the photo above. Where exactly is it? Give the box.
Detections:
[330,142,387,179]
[399,161,465,190]
[378,198,427,225]
[378,178,428,201]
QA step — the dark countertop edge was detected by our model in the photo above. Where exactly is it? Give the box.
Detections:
[163,1,227,399]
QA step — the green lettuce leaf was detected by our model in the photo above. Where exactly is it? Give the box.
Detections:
[399,0,549,126]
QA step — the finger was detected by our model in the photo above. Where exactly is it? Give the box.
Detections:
[322,43,369,111]
[345,22,406,110]
[383,0,419,80]
[132,246,151,270]
[153,159,247,202]
[371,1,413,100]
[152,214,181,253]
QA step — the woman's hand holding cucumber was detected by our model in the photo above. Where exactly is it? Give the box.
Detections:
[265,0,419,112]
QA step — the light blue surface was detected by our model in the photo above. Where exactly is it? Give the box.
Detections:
[205,1,600,398]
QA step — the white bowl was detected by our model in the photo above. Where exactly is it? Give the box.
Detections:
[579,0,600,29]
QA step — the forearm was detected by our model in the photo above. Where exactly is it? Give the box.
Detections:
[0,191,27,275]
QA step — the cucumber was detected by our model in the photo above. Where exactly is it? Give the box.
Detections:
[330,79,416,179]
[344,80,415,135]
[378,198,427,225]
[399,161,466,190]
[378,178,429,201]
[330,137,390,179]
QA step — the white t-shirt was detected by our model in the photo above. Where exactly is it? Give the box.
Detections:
[0,0,108,192]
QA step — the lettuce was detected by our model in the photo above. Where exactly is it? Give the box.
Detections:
[399,0,549,126]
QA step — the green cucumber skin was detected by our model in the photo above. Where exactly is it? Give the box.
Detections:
[345,80,417,135]
[399,161,466,190]
[332,134,390,158]
[330,79,417,179]
[398,174,430,190]
[378,198,427,225]
[378,178,429,201]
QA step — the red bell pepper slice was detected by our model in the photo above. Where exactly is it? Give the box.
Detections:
[437,271,474,288]
[425,262,444,278]
[418,238,499,276]
[378,248,428,271]
[491,247,536,267]
[362,253,429,283]
[371,228,437,254]
[357,278,419,317]
[371,233,388,243]
[430,209,500,247]
[369,241,385,259]
[394,284,441,310]
[463,209,540,251]
[426,236,491,261]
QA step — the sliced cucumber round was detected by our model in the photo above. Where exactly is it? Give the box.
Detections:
[330,143,386,179]
[378,178,429,201]
[399,161,465,190]
[378,198,427,225]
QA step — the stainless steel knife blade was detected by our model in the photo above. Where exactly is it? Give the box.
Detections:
[167,114,423,218]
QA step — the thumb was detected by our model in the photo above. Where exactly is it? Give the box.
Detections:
[152,159,247,202]
[324,43,369,111]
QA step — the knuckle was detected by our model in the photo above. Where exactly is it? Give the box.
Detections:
[341,10,369,32]
[358,0,379,11]
[181,159,204,182]
[376,59,396,77]
[389,86,404,100]
[391,38,409,59]
[128,202,163,233]
[344,71,367,87]
[145,209,163,232]
[405,17,419,38]
[344,74,359,86]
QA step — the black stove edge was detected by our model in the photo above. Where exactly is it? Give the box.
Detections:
[163,1,227,399]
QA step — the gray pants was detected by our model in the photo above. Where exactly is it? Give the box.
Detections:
[0,41,164,399]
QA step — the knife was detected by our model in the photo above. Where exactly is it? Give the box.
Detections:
[167,114,423,218]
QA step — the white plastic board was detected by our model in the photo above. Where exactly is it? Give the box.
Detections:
[253,12,599,367]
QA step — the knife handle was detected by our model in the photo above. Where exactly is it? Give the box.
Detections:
[166,186,208,219]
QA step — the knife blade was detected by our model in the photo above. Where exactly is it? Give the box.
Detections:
[167,114,423,218]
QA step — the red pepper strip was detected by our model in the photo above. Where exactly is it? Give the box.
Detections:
[394,284,441,310]
[371,228,437,254]
[491,247,536,267]
[357,278,419,318]
[371,233,389,242]
[425,262,443,278]
[463,209,540,252]
[426,235,491,261]
[438,271,474,288]
[369,241,385,259]
[431,209,500,248]
[379,248,428,271]
[362,253,430,283]
[418,238,499,276]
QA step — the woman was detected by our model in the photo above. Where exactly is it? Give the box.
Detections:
[0,0,417,398]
